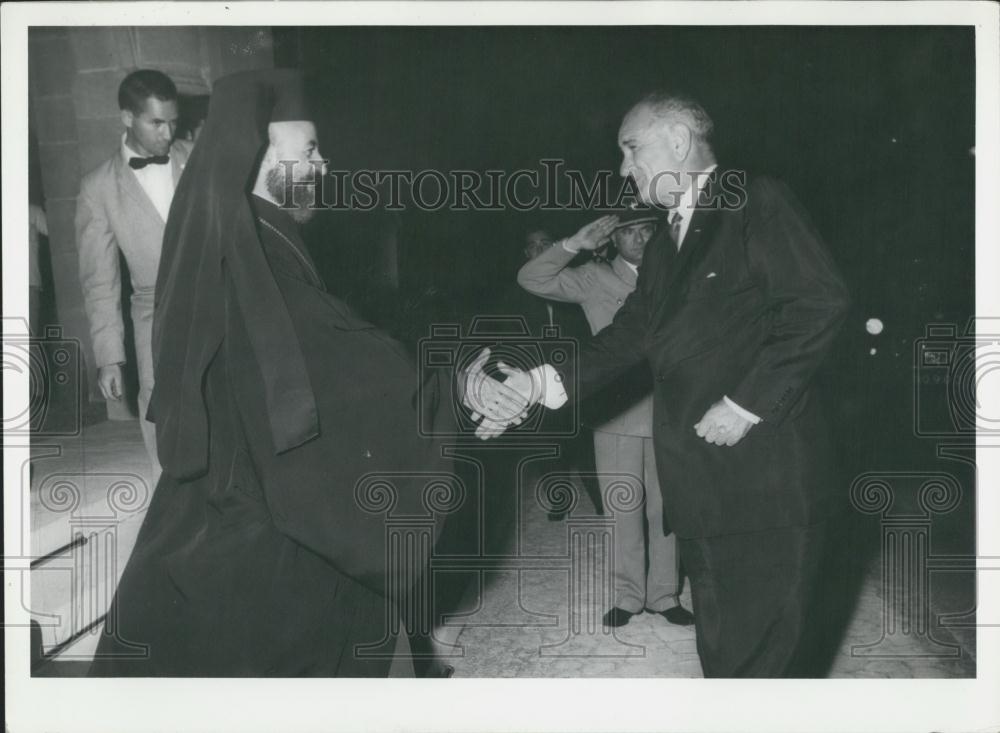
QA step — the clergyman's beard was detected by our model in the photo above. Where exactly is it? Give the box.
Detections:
[265,164,317,224]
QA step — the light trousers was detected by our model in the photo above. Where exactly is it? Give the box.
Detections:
[594,431,680,613]
[131,292,161,486]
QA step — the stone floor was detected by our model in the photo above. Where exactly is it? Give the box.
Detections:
[28,419,976,678]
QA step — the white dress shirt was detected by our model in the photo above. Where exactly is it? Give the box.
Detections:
[670,163,717,249]
[121,134,175,222]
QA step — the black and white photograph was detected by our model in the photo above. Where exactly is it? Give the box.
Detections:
[3,2,999,732]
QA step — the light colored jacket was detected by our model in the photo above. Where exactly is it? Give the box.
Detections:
[517,243,654,437]
[75,139,192,367]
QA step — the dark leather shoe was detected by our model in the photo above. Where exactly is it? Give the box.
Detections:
[432,663,455,678]
[647,605,695,626]
[602,607,637,627]
[417,659,455,678]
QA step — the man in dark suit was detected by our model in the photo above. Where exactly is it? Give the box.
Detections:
[467,91,850,677]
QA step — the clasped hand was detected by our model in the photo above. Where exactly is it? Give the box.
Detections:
[460,347,539,440]
[694,399,753,447]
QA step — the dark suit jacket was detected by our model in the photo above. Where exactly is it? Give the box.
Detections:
[563,173,851,539]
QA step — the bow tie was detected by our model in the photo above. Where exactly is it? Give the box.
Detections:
[129,155,169,170]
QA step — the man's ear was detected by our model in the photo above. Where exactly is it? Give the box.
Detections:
[120,108,134,129]
[670,122,693,162]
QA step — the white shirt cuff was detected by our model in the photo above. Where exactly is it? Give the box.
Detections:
[561,238,581,254]
[724,396,762,424]
[529,364,568,409]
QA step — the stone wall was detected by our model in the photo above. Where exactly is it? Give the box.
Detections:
[28,27,274,415]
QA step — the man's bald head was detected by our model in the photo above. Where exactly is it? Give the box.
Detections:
[618,92,717,208]
[635,91,715,144]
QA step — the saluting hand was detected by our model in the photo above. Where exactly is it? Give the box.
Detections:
[565,215,619,251]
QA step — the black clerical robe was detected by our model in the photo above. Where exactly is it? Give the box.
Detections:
[91,199,452,676]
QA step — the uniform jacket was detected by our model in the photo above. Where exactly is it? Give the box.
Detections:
[562,174,851,539]
[518,245,654,437]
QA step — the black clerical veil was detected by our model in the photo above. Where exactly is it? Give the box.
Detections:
[151,70,317,479]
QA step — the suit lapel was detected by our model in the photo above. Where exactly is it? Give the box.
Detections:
[665,206,720,291]
[649,182,724,327]
[115,153,163,224]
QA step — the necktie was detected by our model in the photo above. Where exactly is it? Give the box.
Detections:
[669,211,683,250]
[129,155,169,170]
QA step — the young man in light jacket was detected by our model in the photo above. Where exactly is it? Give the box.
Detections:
[75,70,194,485]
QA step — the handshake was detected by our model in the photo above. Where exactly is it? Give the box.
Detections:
[459,347,568,439]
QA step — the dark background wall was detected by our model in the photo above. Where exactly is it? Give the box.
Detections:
[275,25,976,556]
[276,26,973,305]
